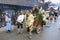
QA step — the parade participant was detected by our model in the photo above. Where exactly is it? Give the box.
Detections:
[32,5,39,15]
[32,5,45,33]
[45,11,50,27]
[16,10,24,34]
[54,11,58,22]
[5,14,12,32]
[26,10,34,38]
[50,15,53,23]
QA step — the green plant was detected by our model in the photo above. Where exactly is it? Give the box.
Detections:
[35,13,46,25]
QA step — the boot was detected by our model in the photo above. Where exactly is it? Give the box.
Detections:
[28,32,32,39]
[20,29,23,34]
[17,29,20,34]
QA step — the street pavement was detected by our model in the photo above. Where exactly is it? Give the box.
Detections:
[0,16,60,40]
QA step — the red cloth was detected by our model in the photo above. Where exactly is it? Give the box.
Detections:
[50,18,53,20]
[33,21,41,27]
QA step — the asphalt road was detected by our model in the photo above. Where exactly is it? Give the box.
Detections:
[0,16,60,40]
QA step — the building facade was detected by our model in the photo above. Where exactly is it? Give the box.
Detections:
[0,0,39,25]
[0,0,38,6]
[0,0,38,14]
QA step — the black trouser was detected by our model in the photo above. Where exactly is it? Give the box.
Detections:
[27,27,30,32]
[17,24,23,29]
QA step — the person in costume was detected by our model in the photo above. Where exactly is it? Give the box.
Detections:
[26,10,34,38]
[16,10,24,34]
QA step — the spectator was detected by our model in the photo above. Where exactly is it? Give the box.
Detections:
[5,14,12,32]
[54,11,58,22]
